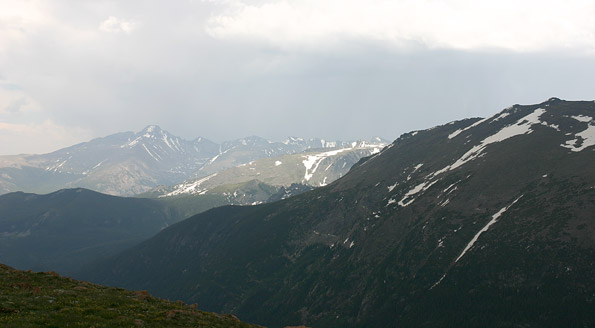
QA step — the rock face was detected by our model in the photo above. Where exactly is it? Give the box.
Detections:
[0,125,387,196]
[80,99,595,327]
[0,126,220,196]
[148,142,384,198]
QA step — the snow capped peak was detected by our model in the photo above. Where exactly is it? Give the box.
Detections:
[283,136,305,145]
[122,126,163,148]
[227,136,270,147]
[118,126,189,155]
[142,125,161,134]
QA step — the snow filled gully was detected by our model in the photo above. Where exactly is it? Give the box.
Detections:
[430,195,523,289]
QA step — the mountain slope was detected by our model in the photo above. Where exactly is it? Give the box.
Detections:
[0,188,184,275]
[80,98,595,327]
[150,142,384,198]
[0,263,261,328]
[0,126,219,196]
[0,126,387,196]
[193,136,387,178]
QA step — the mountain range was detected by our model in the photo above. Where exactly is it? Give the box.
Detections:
[146,141,384,199]
[79,98,595,327]
[0,141,385,276]
[0,188,185,275]
[0,126,387,196]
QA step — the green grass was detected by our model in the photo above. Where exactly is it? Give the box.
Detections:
[0,264,262,328]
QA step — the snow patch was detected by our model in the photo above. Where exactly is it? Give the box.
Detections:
[561,124,595,152]
[540,121,560,131]
[92,159,107,170]
[142,144,160,161]
[121,136,142,148]
[570,115,593,123]
[162,173,217,197]
[406,163,424,181]
[387,182,398,192]
[442,182,458,193]
[491,112,510,122]
[162,134,174,150]
[207,147,233,165]
[430,274,447,289]
[47,159,69,172]
[454,195,523,263]
[275,160,282,166]
[448,117,490,139]
[433,108,547,177]
[398,180,438,207]
[302,148,351,181]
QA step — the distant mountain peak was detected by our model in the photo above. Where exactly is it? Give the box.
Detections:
[120,125,176,149]
[283,136,305,145]
[0,125,387,196]
[84,99,595,328]
[142,125,162,133]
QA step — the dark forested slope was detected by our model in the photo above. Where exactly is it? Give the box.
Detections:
[82,99,595,327]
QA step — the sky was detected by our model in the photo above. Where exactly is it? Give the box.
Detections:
[1,0,595,155]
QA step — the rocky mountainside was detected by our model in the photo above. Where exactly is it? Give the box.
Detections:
[147,141,385,199]
[0,126,387,196]
[0,126,219,196]
[81,98,595,327]
[193,136,387,178]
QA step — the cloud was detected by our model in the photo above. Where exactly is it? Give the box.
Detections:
[0,120,92,155]
[0,0,595,155]
[205,0,595,52]
[99,16,139,34]
[0,85,41,116]
[0,1,48,52]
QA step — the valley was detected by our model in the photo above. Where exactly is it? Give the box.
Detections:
[1,98,593,327]
[78,98,595,327]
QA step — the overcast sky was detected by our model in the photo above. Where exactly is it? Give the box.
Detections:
[1,0,595,155]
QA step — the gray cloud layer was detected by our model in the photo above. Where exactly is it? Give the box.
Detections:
[1,0,594,154]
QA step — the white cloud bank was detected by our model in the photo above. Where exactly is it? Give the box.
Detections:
[0,120,92,155]
[206,0,595,52]
[0,0,594,155]
[0,87,41,116]
[99,16,139,34]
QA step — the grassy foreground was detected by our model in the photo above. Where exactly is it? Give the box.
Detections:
[0,263,261,328]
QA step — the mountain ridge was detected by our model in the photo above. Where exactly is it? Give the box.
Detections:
[0,125,388,196]
[80,98,595,327]
[0,188,186,275]
[148,142,385,199]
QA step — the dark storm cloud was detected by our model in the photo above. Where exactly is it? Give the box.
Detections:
[1,0,594,154]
